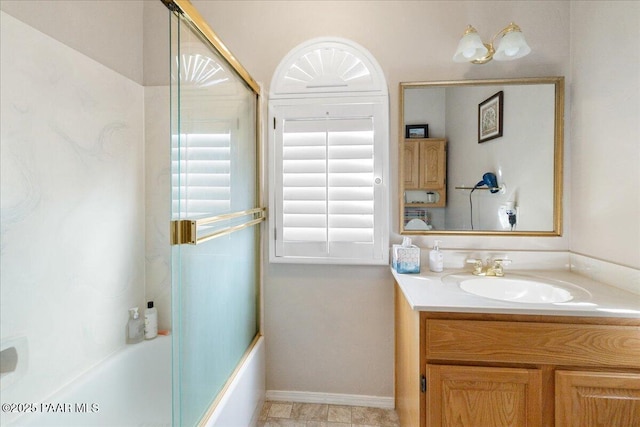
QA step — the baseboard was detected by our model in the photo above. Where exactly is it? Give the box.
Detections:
[265,390,394,409]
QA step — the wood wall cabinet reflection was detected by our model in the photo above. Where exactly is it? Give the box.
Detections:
[394,284,640,427]
[403,138,446,207]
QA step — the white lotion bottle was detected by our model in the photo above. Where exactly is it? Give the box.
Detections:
[144,301,158,340]
[127,307,144,344]
[429,240,444,272]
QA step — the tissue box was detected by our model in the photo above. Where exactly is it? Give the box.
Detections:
[392,244,421,274]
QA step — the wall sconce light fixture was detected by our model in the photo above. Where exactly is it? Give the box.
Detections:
[453,22,531,64]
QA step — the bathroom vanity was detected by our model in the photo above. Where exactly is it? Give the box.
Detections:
[393,269,640,427]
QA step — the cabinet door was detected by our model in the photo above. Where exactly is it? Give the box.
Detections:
[556,370,640,427]
[419,140,445,189]
[427,364,542,427]
[404,140,420,189]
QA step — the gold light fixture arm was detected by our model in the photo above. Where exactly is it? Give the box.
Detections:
[471,22,522,64]
[471,44,495,65]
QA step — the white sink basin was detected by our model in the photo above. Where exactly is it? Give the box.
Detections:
[459,277,574,304]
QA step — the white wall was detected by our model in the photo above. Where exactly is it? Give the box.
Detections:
[144,86,172,331]
[173,0,572,401]
[570,2,640,269]
[0,0,174,334]
[0,9,145,423]
[0,0,144,85]
[445,84,556,231]
[404,87,447,229]
[404,88,446,138]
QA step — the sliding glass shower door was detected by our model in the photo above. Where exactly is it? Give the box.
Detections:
[168,4,263,425]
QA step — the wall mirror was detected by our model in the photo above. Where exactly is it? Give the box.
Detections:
[399,77,564,236]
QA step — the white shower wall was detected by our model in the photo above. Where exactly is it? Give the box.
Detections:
[144,86,172,332]
[0,10,145,420]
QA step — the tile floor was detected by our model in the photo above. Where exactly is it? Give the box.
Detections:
[258,401,400,427]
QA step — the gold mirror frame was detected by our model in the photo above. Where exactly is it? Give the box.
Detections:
[399,76,564,236]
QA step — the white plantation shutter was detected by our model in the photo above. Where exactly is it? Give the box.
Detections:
[272,101,388,263]
[172,130,231,218]
[269,38,389,264]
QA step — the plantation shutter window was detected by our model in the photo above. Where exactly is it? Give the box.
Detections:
[172,130,232,218]
[268,38,389,264]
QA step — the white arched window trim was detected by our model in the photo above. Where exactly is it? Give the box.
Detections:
[268,37,389,265]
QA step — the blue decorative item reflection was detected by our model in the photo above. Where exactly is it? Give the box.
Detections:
[475,172,499,193]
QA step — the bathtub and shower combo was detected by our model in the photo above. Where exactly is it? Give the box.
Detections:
[0,0,265,425]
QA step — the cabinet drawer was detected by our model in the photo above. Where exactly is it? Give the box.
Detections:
[426,319,640,368]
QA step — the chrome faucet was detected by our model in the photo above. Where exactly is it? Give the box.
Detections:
[466,258,512,276]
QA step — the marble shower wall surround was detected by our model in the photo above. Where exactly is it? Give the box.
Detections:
[0,11,144,411]
[144,86,172,332]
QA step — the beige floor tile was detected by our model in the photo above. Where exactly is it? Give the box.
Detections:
[259,401,272,421]
[351,407,399,427]
[263,419,306,427]
[268,402,293,419]
[305,422,350,427]
[262,402,399,427]
[351,407,379,425]
[380,408,400,427]
[290,402,328,421]
[327,405,351,423]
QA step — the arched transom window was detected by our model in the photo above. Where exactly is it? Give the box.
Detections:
[268,38,389,265]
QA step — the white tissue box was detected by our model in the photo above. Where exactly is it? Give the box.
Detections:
[392,244,421,274]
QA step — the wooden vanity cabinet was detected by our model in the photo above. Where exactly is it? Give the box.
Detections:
[427,364,542,426]
[403,138,447,207]
[394,283,640,427]
[555,370,640,427]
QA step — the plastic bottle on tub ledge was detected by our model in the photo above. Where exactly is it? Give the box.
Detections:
[127,307,144,344]
[144,301,158,340]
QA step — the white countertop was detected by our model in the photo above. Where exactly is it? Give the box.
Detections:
[392,267,640,318]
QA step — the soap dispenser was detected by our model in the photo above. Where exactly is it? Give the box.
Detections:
[127,307,144,344]
[429,240,444,272]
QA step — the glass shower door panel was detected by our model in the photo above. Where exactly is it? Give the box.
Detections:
[175,226,259,426]
[170,12,260,426]
[172,76,257,220]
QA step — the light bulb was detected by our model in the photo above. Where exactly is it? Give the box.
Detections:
[494,28,531,61]
[463,48,477,58]
[453,26,488,62]
[505,47,519,57]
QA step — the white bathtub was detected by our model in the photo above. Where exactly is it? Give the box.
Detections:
[14,336,172,427]
[11,334,266,426]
